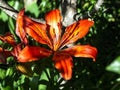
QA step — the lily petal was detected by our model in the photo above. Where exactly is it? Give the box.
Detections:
[53,52,73,80]
[45,9,62,51]
[18,46,52,62]
[62,45,97,61]
[16,9,52,48]
[11,44,22,58]
[16,9,28,44]
[60,19,94,48]
[0,32,16,46]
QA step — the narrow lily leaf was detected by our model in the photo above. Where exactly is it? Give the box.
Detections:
[62,45,97,61]
[60,19,94,48]
[8,17,19,43]
[53,52,73,80]
[45,9,62,51]
[18,46,52,62]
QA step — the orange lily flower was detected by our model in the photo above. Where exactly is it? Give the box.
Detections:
[16,9,97,80]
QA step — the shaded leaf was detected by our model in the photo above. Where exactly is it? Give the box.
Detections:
[30,76,39,90]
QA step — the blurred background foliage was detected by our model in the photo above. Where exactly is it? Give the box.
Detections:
[0,0,120,90]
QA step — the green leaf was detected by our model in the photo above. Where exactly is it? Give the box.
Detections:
[40,69,49,81]
[82,2,89,9]
[0,69,6,79]
[106,56,120,74]
[1,86,12,90]
[30,76,39,90]
[17,75,26,85]
[8,17,19,42]
[0,40,3,45]
[38,84,47,90]
[26,1,40,18]
[0,11,8,22]
[6,67,14,77]
[8,18,15,33]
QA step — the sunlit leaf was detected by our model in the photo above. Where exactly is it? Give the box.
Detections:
[0,11,8,22]
[106,56,120,74]
[40,69,49,81]
[25,1,40,17]
[0,68,6,79]
[8,18,18,42]
[39,84,47,90]
[6,67,14,77]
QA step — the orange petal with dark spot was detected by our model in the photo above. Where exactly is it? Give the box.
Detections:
[16,9,52,48]
[45,9,62,51]
[18,46,52,62]
[16,9,28,44]
[63,45,97,61]
[53,52,73,80]
[60,19,94,48]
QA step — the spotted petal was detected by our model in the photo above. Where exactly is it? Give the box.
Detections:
[16,9,28,44]
[53,52,73,80]
[60,19,94,48]
[18,46,52,62]
[16,9,52,48]
[62,45,97,61]
[45,9,62,51]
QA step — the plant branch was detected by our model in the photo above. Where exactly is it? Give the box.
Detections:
[0,0,104,25]
[61,0,77,27]
[0,0,18,19]
[0,0,45,23]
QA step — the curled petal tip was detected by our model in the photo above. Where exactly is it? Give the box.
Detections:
[63,45,97,62]
[18,8,25,17]
[60,19,94,47]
